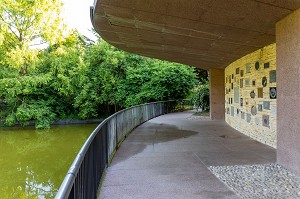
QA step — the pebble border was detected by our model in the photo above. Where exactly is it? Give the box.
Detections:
[209,164,300,199]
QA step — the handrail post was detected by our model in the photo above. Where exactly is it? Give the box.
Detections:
[105,123,109,166]
[115,116,118,151]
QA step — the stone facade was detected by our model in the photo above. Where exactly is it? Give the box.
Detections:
[225,43,277,148]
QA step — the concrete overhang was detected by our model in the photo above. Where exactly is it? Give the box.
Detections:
[92,0,300,70]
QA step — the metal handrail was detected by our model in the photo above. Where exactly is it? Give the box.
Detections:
[55,100,179,199]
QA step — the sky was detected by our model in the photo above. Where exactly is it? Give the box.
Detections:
[61,0,97,40]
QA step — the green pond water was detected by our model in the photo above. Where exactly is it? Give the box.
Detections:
[0,124,98,199]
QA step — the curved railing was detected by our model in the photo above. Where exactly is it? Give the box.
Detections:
[55,100,183,199]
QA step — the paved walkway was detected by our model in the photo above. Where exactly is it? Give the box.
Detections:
[100,111,276,199]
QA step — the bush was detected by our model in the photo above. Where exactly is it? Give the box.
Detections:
[15,101,56,129]
[191,80,210,111]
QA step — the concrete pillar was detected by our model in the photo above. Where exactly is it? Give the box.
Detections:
[276,8,300,175]
[209,68,225,120]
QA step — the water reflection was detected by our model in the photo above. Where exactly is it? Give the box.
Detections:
[16,165,55,199]
[0,124,97,198]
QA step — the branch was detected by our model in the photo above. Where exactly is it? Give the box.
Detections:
[0,11,21,40]
[2,35,17,49]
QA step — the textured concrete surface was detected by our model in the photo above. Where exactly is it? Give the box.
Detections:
[92,0,300,69]
[100,111,275,199]
[210,68,225,120]
[276,8,300,176]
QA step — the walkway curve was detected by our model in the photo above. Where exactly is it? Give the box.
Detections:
[100,110,275,199]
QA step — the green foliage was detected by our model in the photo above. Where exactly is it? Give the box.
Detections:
[0,0,64,47]
[5,113,16,126]
[0,0,199,128]
[4,99,56,129]
[74,40,126,119]
[194,68,209,83]
[118,60,197,107]
[16,101,56,129]
[6,101,55,129]
[0,33,85,128]
[0,0,65,75]
[0,37,199,128]
[191,80,210,111]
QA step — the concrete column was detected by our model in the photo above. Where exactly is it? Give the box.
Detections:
[276,8,300,175]
[209,68,225,120]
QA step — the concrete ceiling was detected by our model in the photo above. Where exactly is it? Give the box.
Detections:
[92,0,300,70]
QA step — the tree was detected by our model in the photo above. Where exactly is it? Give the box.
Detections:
[0,0,66,75]
[0,0,71,128]
[0,19,199,129]
[194,68,208,83]
[74,40,126,119]
[1,33,88,128]
[190,80,210,111]
[117,59,197,107]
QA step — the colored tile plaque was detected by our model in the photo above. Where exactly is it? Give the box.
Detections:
[246,63,251,73]
[262,115,270,127]
[264,62,270,69]
[258,88,263,98]
[231,106,234,116]
[263,101,270,110]
[270,70,276,83]
[234,87,239,103]
[246,113,251,123]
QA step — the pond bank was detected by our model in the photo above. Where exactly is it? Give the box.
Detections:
[0,118,104,128]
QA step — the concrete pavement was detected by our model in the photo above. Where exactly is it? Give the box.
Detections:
[100,110,276,199]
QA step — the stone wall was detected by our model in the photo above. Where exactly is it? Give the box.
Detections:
[224,43,277,148]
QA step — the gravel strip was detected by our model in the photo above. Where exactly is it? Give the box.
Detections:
[209,164,300,199]
[186,115,210,121]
